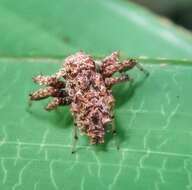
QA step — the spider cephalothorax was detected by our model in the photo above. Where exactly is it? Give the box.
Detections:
[29,52,148,151]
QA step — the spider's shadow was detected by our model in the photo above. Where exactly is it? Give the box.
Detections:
[114,76,147,109]
[26,102,73,129]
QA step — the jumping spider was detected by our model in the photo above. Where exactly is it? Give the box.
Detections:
[29,52,148,153]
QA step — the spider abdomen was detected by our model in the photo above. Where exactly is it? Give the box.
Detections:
[62,53,114,144]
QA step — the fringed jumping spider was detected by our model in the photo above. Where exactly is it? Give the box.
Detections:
[29,52,149,153]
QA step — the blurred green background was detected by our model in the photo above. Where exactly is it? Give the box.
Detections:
[0,0,192,190]
[132,0,192,30]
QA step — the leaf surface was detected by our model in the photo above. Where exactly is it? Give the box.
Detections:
[0,59,192,189]
[0,0,192,189]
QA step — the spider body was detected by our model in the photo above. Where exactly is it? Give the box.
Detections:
[29,52,148,149]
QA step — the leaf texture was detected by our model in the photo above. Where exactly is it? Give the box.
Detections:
[0,0,192,189]
[0,59,192,189]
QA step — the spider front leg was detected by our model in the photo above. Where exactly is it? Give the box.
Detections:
[119,59,149,77]
[28,86,56,107]
[105,74,133,88]
[33,75,66,88]
[29,71,67,106]
[100,53,149,77]
[100,52,120,77]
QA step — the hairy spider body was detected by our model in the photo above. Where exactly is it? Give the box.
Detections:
[29,52,148,149]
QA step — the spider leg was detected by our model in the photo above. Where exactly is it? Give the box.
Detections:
[101,57,149,78]
[119,59,149,77]
[111,115,119,150]
[33,75,57,85]
[33,75,65,87]
[105,74,133,88]
[118,59,137,72]
[45,97,71,111]
[102,51,119,64]
[29,87,56,101]
[45,97,61,111]
[100,52,120,77]
[71,123,78,154]
[135,63,149,76]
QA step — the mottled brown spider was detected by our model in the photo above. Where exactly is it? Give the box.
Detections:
[29,52,148,153]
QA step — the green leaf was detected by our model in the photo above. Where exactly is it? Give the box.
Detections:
[0,0,192,190]
[0,0,192,58]
[0,58,192,189]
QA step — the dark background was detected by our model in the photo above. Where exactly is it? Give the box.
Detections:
[132,0,192,30]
